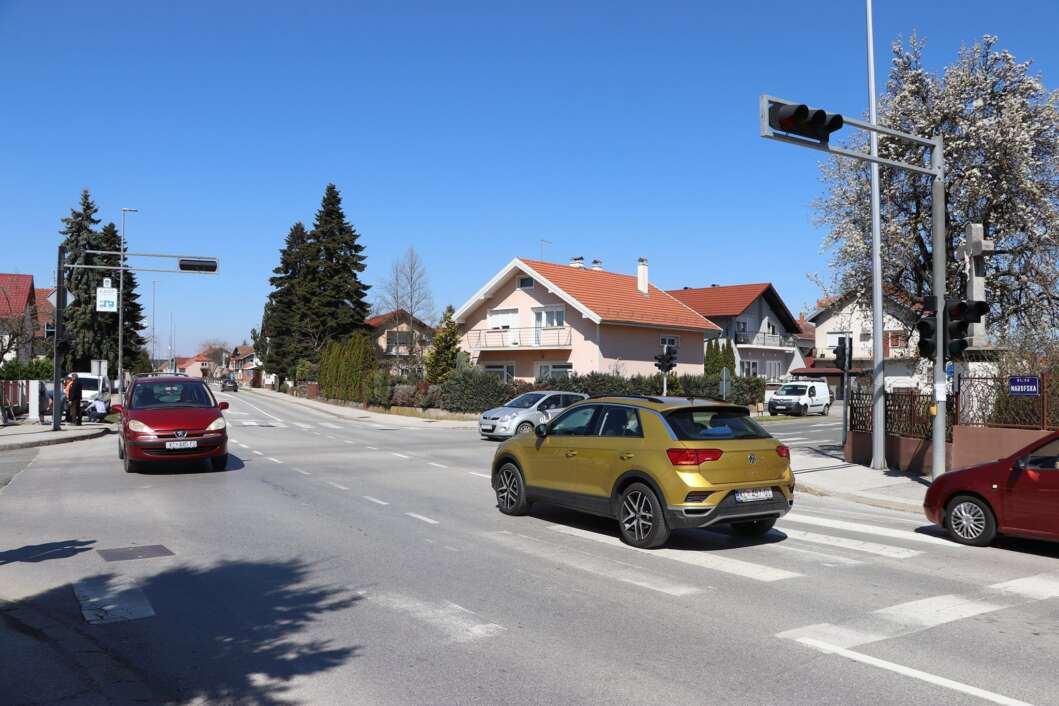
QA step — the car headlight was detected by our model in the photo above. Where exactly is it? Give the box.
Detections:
[206,417,227,431]
[128,420,154,433]
[500,412,517,422]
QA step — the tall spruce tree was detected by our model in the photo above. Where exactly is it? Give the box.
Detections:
[425,305,460,384]
[98,222,148,372]
[723,340,737,377]
[263,222,311,380]
[59,190,105,371]
[300,184,370,352]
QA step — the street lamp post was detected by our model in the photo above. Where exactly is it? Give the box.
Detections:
[118,207,138,399]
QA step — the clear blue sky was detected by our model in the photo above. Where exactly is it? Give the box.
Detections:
[2,1,1056,356]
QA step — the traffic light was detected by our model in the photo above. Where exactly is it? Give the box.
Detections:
[916,314,938,360]
[178,258,219,273]
[654,346,677,374]
[768,100,844,144]
[944,299,988,360]
[833,337,848,370]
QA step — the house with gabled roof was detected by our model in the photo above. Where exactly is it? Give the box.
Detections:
[0,274,38,362]
[365,309,436,374]
[668,282,806,383]
[454,257,718,382]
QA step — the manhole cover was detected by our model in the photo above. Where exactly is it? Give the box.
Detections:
[97,545,174,562]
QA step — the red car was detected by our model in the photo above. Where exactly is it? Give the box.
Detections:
[112,375,229,473]
[924,431,1059,546]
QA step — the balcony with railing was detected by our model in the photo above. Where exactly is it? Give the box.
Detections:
[735,332,796,349]
[465,326,573,351]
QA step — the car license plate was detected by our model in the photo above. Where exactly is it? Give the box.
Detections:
[165,440,197,450]
[774,404,787,409]
[735,488,773,503]
[480,425,494,432]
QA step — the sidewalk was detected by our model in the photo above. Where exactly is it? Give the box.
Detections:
[240,386,479,430]
[0,419,111,451]
[790,445,928,514]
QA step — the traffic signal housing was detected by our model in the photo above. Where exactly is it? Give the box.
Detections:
[916,314,938,360]
[178,258,219,273]
[833,336,850,371]
[654,347,677,374]
[768,100,844,144]
[944,299,988,360]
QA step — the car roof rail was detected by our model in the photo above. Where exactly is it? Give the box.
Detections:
[134,372,189,378]
[586,394,666,404]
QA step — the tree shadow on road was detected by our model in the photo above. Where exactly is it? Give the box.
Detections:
[0,539,96,565]
[1,558,361,705]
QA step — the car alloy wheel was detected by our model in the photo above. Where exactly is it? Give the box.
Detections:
[516,421,534,435]
[494,462,528,515]
[617,483,670,548]
[622,490,654,543]
[950,501,986,540]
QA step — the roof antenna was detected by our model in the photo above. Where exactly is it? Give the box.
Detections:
[539,239,552,261]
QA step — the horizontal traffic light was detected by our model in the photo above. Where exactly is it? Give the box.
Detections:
[178,258,219,273]
[768,100,844,144]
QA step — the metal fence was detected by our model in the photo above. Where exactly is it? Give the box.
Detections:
[848,389,955,441]
[957,374,1058,431]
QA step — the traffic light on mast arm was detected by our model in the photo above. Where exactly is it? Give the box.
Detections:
[768,100,844,144]
[654,346,677,374]
[944,299,989,361]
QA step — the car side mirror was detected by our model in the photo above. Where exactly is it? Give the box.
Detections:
[110,403,123,414]
[1013,457,1026,471]
[218,401,229,410]
[534,424,548,438]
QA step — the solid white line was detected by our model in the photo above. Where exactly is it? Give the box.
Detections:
[368,592,504,643]
[236,443,249,449]
[325,481,349,491]
[549,525,802,582]
[267,457,283,464]
[295,468,311,476]
[780,527,923,559]
[774,436,808,442]
[406,512,439,525]
[252,450,263,456]
[293,422,313,429]
[362,495,389,505]
[429,462,448,469]
[392,452,410,459]
[468,472,491,479]
[795,638,1034,706]
[220,392,283,422]
[489,532,702,596]
[73,575,156,624]
[241,420,258,426]
[783,513,952,546]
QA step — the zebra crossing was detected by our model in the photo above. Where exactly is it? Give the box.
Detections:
[233,418,426,432]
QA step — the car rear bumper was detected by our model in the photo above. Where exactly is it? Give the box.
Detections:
[666,487,792,529]
[127,435,227,461]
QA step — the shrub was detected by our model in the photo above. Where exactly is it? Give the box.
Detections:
[440,369,520,413]
[0,358,54,381]
[368,370,393,406]
[318,333,377,402]
[415,383,441,409]
[391,384,417,407]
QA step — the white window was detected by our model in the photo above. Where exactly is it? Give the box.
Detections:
[487,308,518,330]
[826,331,852,349]
[765,360,783,381]
[766,321,776,335]
[517,276,534,290]
[484,363,516,382]
[740,360,759,378]
[533,306,565,328]
[537,362,573,380]
[660,335,679,351]
[736,320,748,333]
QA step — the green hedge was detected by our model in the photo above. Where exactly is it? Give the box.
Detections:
[0,358,54,381]
[318,333,377,402]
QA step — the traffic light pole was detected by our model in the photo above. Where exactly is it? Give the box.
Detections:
[930,135,947,481]
[52,246,67,431]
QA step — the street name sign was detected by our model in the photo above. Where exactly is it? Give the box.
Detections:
[96,287,118,313]
[1008,376,1040,397]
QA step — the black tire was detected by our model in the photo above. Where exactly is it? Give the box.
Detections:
[617,482,670,549]
[799,404,808,417]
[123,451,139,474]
[515,421,534,436]
[730,518,776,537]
[822,404,831,416]
[118,439,125,459]
[494,462,529,515]
[210,454,228,471]
[945,495,996,546]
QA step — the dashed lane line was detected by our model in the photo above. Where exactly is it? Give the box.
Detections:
[406,512,439,525]
[392,452,410,459]
[429,462,448,469]
[363,495,389,505]
[267,457,283,464]
[344,440,353,444]
[468,472,491,479]
[293,422,314,429]
[252,450,263,456]
[366,446,378,450]
[216,391,283,422]
[295,469,311,476]
[325,481,350,491]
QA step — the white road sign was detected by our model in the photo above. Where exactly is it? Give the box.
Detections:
[96,287,118,313]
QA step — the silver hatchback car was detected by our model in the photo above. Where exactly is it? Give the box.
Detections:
[479,391,588,440]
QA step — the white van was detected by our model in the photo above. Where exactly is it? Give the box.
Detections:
[768,380,831,416]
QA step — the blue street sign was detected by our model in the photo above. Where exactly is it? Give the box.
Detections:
[945,363,954,379]
[1008,376,1040,397]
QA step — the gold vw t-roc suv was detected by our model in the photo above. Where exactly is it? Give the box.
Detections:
[490,396,794,548]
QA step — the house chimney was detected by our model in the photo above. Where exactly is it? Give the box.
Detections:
[590,259,603,271]
[636,257,648,295]
[569,256,585,268]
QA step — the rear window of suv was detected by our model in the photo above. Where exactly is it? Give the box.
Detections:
[666,408,770,441]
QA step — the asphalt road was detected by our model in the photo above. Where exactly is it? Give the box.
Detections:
[2,389,1058,705]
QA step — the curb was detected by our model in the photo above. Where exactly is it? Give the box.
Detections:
[239,387,479,430]
[0,426,111,451]
[795,480,923,515]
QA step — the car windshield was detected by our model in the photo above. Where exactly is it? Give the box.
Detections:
[77,379,99,391]
[505,393,546,409]
[666,408,770,440]
[776,385,807,396]
[129,382,215,409]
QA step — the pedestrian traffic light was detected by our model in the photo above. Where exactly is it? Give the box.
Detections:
[768,100,844,144]
[916,314,938,360]
[833,337,849,371]
[178,258,219,273]
[944,299,989,360]
[654,347,676,374]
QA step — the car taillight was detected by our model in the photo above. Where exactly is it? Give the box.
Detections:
[776,445,790,459]
[667,448,723,465]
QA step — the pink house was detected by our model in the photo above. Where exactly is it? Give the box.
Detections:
[454,257,718,382]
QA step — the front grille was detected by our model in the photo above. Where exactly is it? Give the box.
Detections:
[684,491,713,503]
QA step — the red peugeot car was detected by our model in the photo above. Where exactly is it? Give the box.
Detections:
[924,431,1059,546]
[112,374,229,473]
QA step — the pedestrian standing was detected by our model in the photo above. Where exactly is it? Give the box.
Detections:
[62,375,74,423]
[69,373,83,426]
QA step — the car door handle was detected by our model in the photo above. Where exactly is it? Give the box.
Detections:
[565,450,578,458]
[619,453,635,460]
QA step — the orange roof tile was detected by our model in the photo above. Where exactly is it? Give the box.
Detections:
[0,274,34,319]
[667,283,772,318]
[519,259,718,331]
[35,288,55,337]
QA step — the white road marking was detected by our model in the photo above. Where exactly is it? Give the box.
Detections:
[774,436,808,442]
[489,532,702,596]
[327,435,337,440]
[366,446,378,450]
[794,638,1034,706]
[468,472,491,479]
[362,495,389,505]
[779,527,923,559]
[991,572,1059,600]
[219,392,283,421]
[229,437,240,443]
[73,575,156,624]
[549,525,802,582]
[252,450,263,456]
[236,443,249,449]
[406,512,439,525]
[241,420,258,426]
[763,543,863,567]
[295,468,311,476]
[428,462,448,469]
[392,452,410,459]
[325,481,349,491]
[368,592,504,643]
[226,410,248,415]
[783,513,952,546]
[267,457,283,464]
[311,431,322,435]
[343,440,353,444]
[293,422,314,429]
[320,422,343,429]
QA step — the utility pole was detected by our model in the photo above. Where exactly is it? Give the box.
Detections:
[118,207,138,400]
[865,0,886,470]
[51,246,66,431]
[151,280,157,368]
[930,134,947,480]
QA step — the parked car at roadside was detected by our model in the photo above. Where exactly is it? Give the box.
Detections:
[768,381,830,416]
[479,391,588,440]
[490,395,794,548]
[924,432,1059,546]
